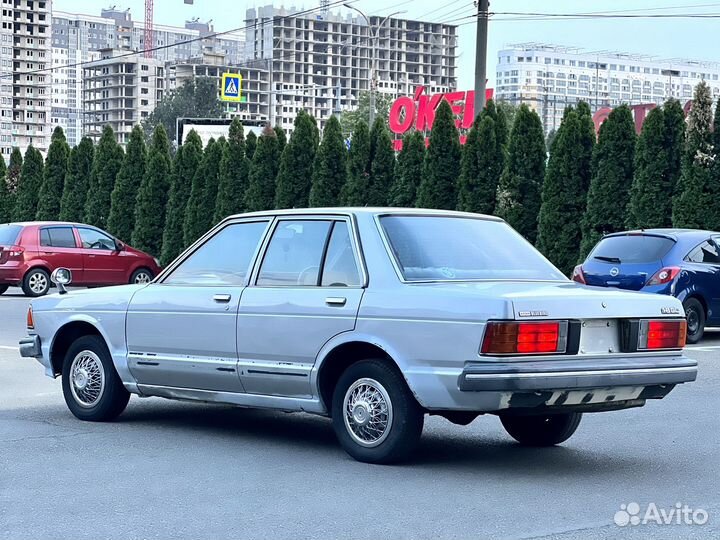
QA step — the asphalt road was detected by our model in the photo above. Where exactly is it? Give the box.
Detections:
[1,287,719,540]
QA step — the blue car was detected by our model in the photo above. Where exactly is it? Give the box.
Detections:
[574,229,720,343]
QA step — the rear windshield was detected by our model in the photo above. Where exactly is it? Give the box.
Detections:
[0,224,22,245]
[590,235,675,264]
[379,215,567,282]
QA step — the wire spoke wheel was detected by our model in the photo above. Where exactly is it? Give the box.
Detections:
[69,350,106,408]
[343,378,393,448]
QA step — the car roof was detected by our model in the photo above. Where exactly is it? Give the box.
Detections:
[605,228,718,242]
[223,207,504,222]
[4,221,85,228]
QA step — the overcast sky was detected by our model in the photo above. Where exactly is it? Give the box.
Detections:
[54,0,720,90]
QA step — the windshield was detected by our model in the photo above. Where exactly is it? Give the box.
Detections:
[0,224,22,245]
[590,234,675,264]
[379,215,567,282]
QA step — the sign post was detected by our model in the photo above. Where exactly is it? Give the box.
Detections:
[220,72,242,102]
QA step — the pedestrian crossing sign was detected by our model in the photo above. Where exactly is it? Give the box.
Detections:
[221,72,242,102]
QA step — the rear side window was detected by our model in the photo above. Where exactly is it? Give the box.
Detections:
[40,227,77,248]
[0,224,22,245]
[685,240,720,264]
[589,235,675,264]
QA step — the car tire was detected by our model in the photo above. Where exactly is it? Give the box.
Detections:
[130,268,154,284]
[683,298,705,344]
[0,285,8,295]
[500,412,582,446]
[21,268,51,297]
[61,335,130,422]
[331,359,424,464]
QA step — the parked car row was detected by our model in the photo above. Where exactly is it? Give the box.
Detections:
[19,209,697,464]
[0,221,161,297]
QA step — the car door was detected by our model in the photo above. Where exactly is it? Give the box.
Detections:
[237,216,365,398]
[126,218,271,392]
[684,238,720,321]
[37,226,84,280]
[76,226,126,285]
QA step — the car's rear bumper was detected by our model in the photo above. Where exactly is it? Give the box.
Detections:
[0,264,24,284]
[458,355,697,392]
[19,334,42,358]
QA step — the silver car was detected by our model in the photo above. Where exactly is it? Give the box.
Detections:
[20,209,697,463]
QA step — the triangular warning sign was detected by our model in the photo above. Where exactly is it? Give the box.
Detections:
[225,78,238,95]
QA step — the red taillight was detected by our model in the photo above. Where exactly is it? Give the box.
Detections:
[481,321,567,355]
[639,319,686,350]
[646,266,681,286]
[571,264,586,284]
[6,245,24,258]
[26,306,34,330]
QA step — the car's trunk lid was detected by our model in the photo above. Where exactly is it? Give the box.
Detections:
[583,260,661,291]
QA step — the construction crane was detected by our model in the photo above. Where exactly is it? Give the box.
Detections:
[144,0,195,58]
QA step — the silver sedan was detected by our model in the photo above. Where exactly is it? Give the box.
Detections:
[20,209,697,463]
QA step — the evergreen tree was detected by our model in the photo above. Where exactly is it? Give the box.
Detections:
[458,116,500,214]
[537,108,590,275]
[309,115,347,207]
[246,131,257,160]
[275,111,318,209]
[457,118,481,209]
[0,155,9,223]
[627,107,672,229]
[132,125,172,256]
[85,125,123,229]
[496,104,546,243]
[274,126,287,154]
[340,120,371,205]
[416,100,461,210]
[673,81,714,228]
[575,101,597,193]
[366,117,395,206]
[664,98,686,199]
[161,130,203,265]
[36,127,70,220]
[707,98,720,230]
[390,131,425,207]
[215,119,250,222]
[580,105,636,257]
[108,126,146,241]
[59,137,94,222]
[13,146,44,221]
[183,137,224,245]
[6,147,22,195]
[245,126,280,212]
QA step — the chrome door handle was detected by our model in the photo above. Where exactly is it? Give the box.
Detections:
[325,297,347,306]
[213,294,232,303]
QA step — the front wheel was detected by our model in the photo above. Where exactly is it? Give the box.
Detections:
[332,359,424,464]
[500,412,582,446]
[130,268,154,284]
[61,335,130,421]
[683,298,705,344]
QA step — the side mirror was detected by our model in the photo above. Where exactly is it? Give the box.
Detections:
[50,268,73,295]
[115,240,125,252]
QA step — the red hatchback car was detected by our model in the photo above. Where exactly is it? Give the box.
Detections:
[0,222,161,297]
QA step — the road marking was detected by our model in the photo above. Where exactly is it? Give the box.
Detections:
[686,345,720,351]
[0,345,17,350]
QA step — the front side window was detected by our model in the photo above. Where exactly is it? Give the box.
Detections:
[685,240,720,264]
[380,215,566,282]
[165,221,269,286]
[78,227,116,250]
[40,226,76,248]
[257,220,332,286]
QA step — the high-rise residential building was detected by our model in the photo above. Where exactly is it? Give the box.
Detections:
[82,49,165,145]
[52,8,244,146]
[245,5,458,133]
[168,52,270,126]
[496,43,720,133]
[0,0,52,158]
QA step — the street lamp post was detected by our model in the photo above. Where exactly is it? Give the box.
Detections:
[344,5,406,126]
